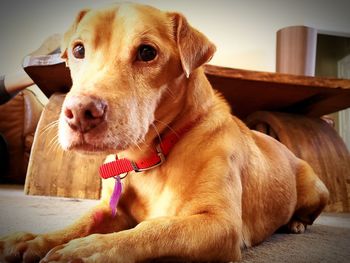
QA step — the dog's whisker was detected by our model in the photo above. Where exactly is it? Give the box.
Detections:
[61,146,73,159]
[131,136,142,151]
[136,137,151,152]
[154,119,180,138]
[151,123,162,144]
[40,120,57,132]
[133,142,142,151]
[46,134,57,151]
[47,134,60,155]
[164,87,176,100]
[40,120,59,136]
[43,119,59,131]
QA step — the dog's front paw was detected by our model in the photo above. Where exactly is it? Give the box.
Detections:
[40,234,134,263]
[0,232,56,263]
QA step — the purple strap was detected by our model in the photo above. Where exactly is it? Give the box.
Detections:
[110,175,123,216]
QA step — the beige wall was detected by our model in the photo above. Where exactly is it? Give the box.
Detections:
[0,0,349,101]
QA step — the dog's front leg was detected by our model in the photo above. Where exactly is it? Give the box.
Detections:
[41,214,242,263]
[0,203,132,263]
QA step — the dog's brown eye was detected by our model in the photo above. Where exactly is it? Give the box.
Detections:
[72,43,85,59]
[137,45,157,62]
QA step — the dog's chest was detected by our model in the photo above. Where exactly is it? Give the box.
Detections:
[147,187,178,218]
[129,175,181,220]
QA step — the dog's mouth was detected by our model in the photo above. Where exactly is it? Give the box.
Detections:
[59,120,111,153]
[58,115,141,154]
[65,141,119,154]
[59,128,129,154]
[68,142,109,153]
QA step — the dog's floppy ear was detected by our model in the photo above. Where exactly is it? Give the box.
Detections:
[169,13,216,77]
[61,9,90,60]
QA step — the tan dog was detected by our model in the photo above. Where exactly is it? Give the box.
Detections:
[0,3,329,263]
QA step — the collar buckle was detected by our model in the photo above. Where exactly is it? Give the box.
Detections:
[131,144,166,172]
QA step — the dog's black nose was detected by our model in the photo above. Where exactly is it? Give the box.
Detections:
[63,95,107,133]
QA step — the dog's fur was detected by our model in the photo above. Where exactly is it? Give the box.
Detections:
[0,3,329,263]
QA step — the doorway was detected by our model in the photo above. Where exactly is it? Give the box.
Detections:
[315,33,350,150]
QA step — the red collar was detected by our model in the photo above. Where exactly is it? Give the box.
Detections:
[99,120,198,179]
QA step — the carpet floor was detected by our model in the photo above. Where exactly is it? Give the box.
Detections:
[0,185,349,262]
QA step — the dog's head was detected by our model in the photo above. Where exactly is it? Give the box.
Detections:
[58,3,215,153]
